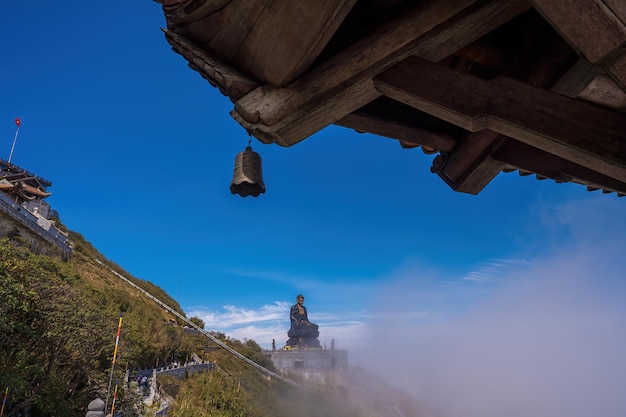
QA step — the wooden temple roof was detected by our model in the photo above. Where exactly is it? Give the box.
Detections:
[155,0,626,196]
[0,159,52,200]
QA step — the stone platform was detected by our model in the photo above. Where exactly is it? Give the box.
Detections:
[266,348,348,384]
[268,348,347,371]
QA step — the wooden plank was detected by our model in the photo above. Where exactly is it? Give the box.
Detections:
[493,140,626,193]
[608,53,626,90]
[173,0,269,64]
[579,74,626,110]
[603,0,626,24]
[205,0,270,62]
[235,0,358,86]
[174,0,356,86]
[231,0,531,146]
[431,130,507,194]
[531,0,626,63]
[374,57,626,183]
[550,58,603,98]
[531,0,626,88]
[235,0,483,126]
[169,0,232,26]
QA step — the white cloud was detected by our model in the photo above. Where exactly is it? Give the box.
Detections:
[187,301,289,328]
[352,196,626,417]
[461,258,530,282]
[183,196,626,416]
[186,301,367,350]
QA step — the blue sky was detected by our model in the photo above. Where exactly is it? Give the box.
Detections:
[3,3,626,416]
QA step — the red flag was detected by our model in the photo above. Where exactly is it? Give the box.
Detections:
[15,118,20,128]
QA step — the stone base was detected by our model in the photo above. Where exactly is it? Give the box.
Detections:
[268,348,349,381]
[286,337,321,349]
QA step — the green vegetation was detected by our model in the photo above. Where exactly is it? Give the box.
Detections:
[0,229,193,417]
[190,315,206,329]
[162,338,366,417]
[0,217,400,417]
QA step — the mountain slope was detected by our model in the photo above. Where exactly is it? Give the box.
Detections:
[1,215,430,417]
[0,217,191,417]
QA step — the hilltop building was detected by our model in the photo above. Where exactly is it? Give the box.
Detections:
[267,344,349,385]
[0,158,72,257]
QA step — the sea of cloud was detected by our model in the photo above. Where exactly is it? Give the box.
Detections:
[187,196,625,417]
[351,196,626,417]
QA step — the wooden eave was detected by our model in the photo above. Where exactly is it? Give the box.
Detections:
[0,159,52,191]
[158,0,626,196]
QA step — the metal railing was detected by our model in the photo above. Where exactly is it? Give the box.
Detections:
[0,191,71,256]
[102,262,295,386]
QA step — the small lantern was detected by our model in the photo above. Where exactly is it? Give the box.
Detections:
[229,144,265,197]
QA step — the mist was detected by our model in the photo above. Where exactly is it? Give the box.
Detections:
[352,198,626,417]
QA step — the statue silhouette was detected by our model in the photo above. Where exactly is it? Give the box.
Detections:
[286,294,320,348]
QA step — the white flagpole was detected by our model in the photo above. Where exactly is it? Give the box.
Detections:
[8,119,20,163]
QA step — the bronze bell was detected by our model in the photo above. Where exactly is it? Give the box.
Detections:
[230,145,265,197]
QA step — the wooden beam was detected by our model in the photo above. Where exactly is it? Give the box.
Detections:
[531,0,626,89]
[334,97,461,151]
[493,140,626,193]
[550,58,603,98]
[609,53,626,91]
[374,57,626,183]
[335,113,457,152]
[234,0,358,86]
[231,0,531,146]
[431,130,507,194]
[579,74,626,110]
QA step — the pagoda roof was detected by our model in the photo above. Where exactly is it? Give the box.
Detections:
[0,159,52,200]
[156,0,626,196]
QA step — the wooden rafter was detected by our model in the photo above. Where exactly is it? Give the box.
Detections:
[374,57,626,183]
[335,98,462,152]
[169,0,357,86]
[230,0,531,146]
[493,140,626,193]
[157,0,626,197]
[531,0,626,90]
[165,30,259,101]
[551,58,603,98]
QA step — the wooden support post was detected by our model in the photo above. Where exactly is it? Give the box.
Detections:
[431,131,506,194]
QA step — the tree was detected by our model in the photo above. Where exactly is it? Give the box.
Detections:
[189,316,205,329]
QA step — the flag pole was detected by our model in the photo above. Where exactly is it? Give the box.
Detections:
[0,385,8,417]
[8,118,21,163]
[105,313,123,413]
[109,380,119,417]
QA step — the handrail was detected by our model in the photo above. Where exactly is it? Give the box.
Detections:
[100,261,296,386]
[0,191,71,256]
